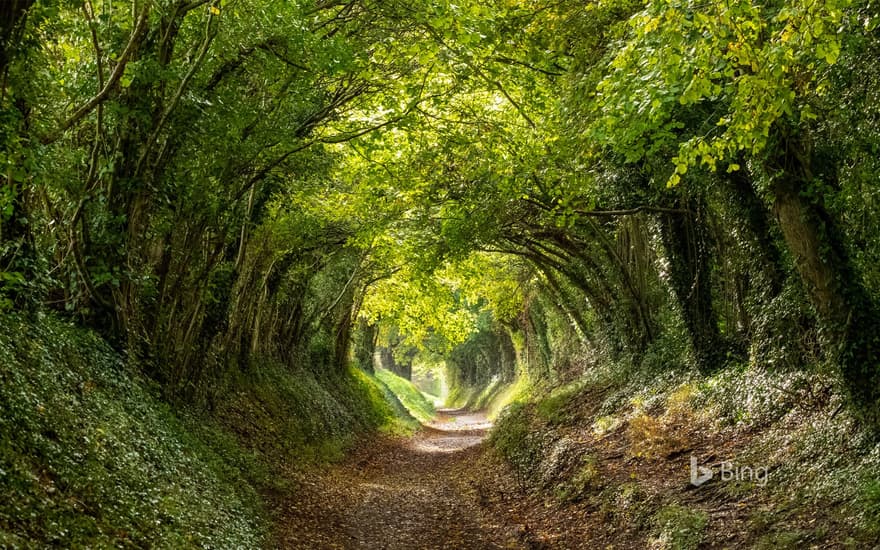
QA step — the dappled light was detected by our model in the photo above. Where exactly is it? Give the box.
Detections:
[414,409,493,453]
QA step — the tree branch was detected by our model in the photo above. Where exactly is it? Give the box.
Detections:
[421,24,536,129]
[572,205,692,217]
[136,7,217,176]
[490,54,564,77]
[40,4,150,144]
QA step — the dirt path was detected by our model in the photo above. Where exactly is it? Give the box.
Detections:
[270,409,525,549]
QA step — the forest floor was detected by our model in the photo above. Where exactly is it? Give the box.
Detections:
[269,407,621,549]
[268,395,867,549]
[270,408,528,549]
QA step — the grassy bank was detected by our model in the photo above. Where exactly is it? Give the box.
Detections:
[490,362,880,548]
[444,374,529,422]
[0,313,406,547]
[375,368,435,423]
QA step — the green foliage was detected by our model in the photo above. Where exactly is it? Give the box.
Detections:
[555,454,600,502]
[469,376,507,411]
[695,364,830,428]
[486,374,531,420]
[443,321,520,408]
[858,477,880,540]
[489,402,552,480]
[650,505,708,550]
[361,271,479,350]
[375,368,436,424]
[0,313,409,546]
[444,384,477,410]
[4,0,880,541]
[0,314,263,547]
[753,530,814,549]
[536,380,588,425]
[211,359,405,465]
[590,0,854,177]
[491,347,880,546]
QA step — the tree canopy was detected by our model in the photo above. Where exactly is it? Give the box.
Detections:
[3,0,880,420]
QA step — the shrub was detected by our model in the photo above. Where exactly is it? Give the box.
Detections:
[649,505,708,550]
[627,413,689,459]
[490,402,552,482]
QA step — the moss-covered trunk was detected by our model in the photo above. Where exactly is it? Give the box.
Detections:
[659,192,725,372]
[770,158,880,414]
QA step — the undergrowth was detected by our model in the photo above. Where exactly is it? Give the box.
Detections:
[490,357,880,547]
[0,313,406,547]
[649,505,708,550]
[375,368,435,423]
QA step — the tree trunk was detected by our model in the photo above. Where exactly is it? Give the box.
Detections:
[353,318,377,373]
[1,1,35,307]
[659,191,726,372]
[724,165,786,298]
[334,309,353,371]
[0,0,34,77]
[377,345,413,380]
[769,149,880,414]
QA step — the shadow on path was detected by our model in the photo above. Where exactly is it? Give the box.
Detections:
[271,409,524,549]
